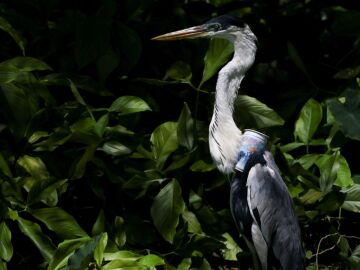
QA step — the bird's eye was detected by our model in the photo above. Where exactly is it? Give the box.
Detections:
[211,23,221,31]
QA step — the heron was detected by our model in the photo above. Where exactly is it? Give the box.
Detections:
[152,15,305,270]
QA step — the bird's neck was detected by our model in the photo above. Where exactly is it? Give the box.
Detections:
[209,37,257,174]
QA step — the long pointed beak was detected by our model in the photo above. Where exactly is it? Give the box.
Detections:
[151,25,209,41]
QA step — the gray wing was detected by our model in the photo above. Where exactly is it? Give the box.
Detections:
[246,151,305,269]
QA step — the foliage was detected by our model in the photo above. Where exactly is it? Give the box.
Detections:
[0,0,360,269]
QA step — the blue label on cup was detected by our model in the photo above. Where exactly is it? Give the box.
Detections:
[235,130,268,172]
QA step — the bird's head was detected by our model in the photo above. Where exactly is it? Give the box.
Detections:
[151,15,256,43]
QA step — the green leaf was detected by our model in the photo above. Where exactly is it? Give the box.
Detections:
[326,89,360,140]
[151,179,185,243]
[235,95,285,128]
[221,233,242,261]
[70,144,97,179]
[0,57,51,72]
[48,237,91,270]
[64,234,102,270]
[139,254,165,267]
[294,98,322,144]
[92,209,105,236]
[190,160,216,172]
[0,222,13,262]
[200,38,234,87]
[164,61,192,83]
[109,96,151,115]
[31,207,88,239]
[17,155,49,180]
[177,103,195,150]
[0,260,7,270]
[182,210,202,234]
[101,141,132,156]
[114,216,126,248]
[150,122,178,169]
[299,189,326,204]
[17,216,55,262]
[103,251,141,262]
[316,154,339,192]
[341,184,360,213]
[177,258,192,270]
[349,244,360,265]
[0,152,12,177]
[0,16,25,55]
[280,142,305,153]
[27,179,68,206]
[94,233,108,267]
[335,154,353,187]
[296,154,320,170]
[334,65,360,79]
[95,114,109,137]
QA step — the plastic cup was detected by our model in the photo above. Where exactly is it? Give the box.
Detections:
[235,129,268,172]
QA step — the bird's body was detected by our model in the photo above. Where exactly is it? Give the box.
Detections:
[152,15,305,269]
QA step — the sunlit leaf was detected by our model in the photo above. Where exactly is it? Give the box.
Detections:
[221,233,242,261]
[17,216,55,262]
[294,98,322,144]
[48,237,91,270]
[177,258,192,270]
[109,96,151,115]
[0,222,13,262]
[0,57,51,72]
[341,184,360,213]
[139,254,165,267]
[31,207,88,239]
[94,233,108,267]
[151,179,185,243]
[200,38,234,87]
[182,210,202,234]
[150,121,178,169]
[17,155,49,180]
[101,141,132,156]
[0,16,25,55]
[64,234,103,270]
[235,95,285,128]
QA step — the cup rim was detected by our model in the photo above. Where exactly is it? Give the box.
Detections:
[244,129,269,139]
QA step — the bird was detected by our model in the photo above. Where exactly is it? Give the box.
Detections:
[152,15,305,270]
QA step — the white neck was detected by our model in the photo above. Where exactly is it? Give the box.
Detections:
[209,32,257,174]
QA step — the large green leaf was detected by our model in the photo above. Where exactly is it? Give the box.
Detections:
[151,179,185,243]
[294,98,323,144]
[235,95,285,128]
[316,154,339,192]
[200,38,234,87]
[150,121,178,169]
[63,234,103,270]
[17,155,49,180]
[341,184,360,213]
[17,216,55,262]
[0,57,51,72]
[27,179,68,206]
[0,222,13,262]
[177,103,195,150]
[94,233,108,267]
[327,89,360,140]
[31,207,88,239]
[109,96,151,115]
[139,254,164,267]
[48,237,91,270]
[0,16,25,55]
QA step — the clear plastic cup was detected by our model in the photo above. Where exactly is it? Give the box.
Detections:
[235,129,269,172]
